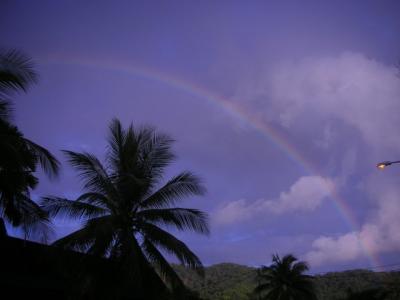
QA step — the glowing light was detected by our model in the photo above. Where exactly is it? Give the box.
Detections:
[376,161,392,170]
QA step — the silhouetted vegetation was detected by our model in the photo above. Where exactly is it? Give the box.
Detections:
[0,49,59,240]
[173,264,400,300]
[40,119,209,298]
[253,254,317,300]
[344,288,388,300]
[174,263,256,300]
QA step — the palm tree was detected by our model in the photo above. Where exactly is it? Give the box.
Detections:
[0,49,59,239]
[41,119,209,298]
[254,254,318,300]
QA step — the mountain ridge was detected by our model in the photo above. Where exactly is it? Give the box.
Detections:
[173,263,400,300]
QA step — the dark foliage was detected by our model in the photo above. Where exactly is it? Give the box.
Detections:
[174,263,257,300]
[0,49,59,239]
[173,264,400,300]
[41,119,209,298]
[344,288,388,300]
[254,254,317,300]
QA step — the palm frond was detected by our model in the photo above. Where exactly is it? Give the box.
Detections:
[0,192,53,242]
[121,123,143,174]
[53,226,96,252]
[271,253,282,265]
[0,49,37,94]
[0,100,12,121]
[76,192,110,208]
[139,129,175,179]
[281,254,297,266]
[19,200,54,243]
[138,222,204,276]
[24,138,60,178]
[0,121,36,170]
[40,196,108,220]
[292,261,309,274]
[53,215,113,253]
[142,238,185,290]
[63,150,117,201]
[141,172,206,209]
[138,208,209,235]
[86,220,116,256]
[107,118,130,173]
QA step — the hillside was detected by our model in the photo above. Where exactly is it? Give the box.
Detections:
[173,263,400,300]
[175,263,256,300]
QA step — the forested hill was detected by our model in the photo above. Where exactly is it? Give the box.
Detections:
[173,263,400,300]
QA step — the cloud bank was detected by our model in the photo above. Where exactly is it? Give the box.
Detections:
[214,176,333,225]
[305,187,400,266]
[237,52,400,151]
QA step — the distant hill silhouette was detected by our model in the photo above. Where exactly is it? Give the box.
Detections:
[173,263,400,300]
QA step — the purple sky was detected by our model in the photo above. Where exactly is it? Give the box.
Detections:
[2,0,400,273]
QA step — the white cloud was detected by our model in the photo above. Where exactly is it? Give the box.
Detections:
[305,188,400,266]
[214,176,333,225]
[305,233,362,266]
[236,52,400,152]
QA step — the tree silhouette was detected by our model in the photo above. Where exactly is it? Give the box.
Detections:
[0,49,59,239]
[41,119,209,298]
[254,254,317,300]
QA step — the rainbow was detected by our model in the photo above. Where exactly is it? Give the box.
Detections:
[40,54,382,268]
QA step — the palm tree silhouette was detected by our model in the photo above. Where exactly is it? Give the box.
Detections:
[0,49,59,239]
[41,119,209,297]
[254,254,317,300]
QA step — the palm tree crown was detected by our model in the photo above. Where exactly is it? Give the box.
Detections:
[254,254,317,300]
[41,119,209,297]
[0,49,59,239]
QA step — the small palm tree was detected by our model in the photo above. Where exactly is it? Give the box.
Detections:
[254,254,317,300]
[41,119,209,297]
[0,49,59,239]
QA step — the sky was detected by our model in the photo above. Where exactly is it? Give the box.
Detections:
[2,0,400,273]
